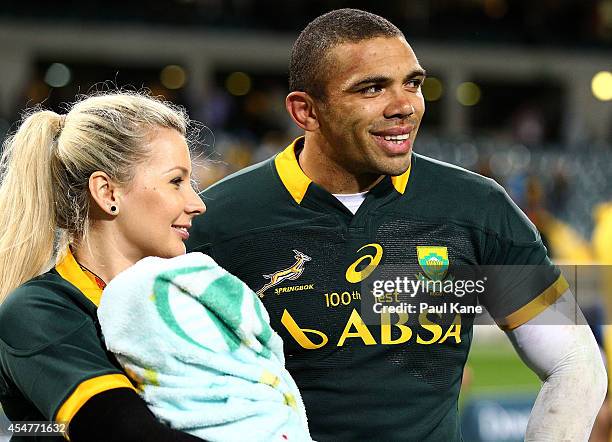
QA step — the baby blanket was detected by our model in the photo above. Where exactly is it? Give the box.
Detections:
[97,252,312,442]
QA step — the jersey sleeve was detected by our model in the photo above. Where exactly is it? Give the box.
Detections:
[0,283,136,425]
[478,185,569,330]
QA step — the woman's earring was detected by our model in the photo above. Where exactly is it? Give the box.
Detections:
[110,205,118,214]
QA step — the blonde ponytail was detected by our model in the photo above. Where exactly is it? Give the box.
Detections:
[0,111,62,302]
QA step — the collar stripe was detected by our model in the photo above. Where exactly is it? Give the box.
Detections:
[55,248,103,307]
[274,136,412,201]
[391,165,412,194]
[274,138,312,204]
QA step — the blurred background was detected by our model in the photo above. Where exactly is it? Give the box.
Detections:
[0,1,611,441]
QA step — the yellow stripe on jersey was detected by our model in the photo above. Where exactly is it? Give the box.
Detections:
[275,136,413,202]
[55,374,136,432]
[274,138,312,204]
[391,164,412,194]
[55,247,103,307]
[603,326,612,404]
[498,274,570,331]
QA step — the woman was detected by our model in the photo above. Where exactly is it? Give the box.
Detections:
[0,92,206,441]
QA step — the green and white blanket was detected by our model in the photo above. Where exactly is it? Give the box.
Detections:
[98,252,311,442]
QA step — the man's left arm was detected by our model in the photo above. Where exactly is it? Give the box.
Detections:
[505,289,607,441]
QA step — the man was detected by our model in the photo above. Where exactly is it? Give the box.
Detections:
[187,9,606,441]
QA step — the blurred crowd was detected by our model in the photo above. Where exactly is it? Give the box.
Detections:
[3,70,611,261]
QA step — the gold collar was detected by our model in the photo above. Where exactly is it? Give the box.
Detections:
[55,248,104,307]
[274,137,411,204]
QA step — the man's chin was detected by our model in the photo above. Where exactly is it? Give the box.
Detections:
[380,155,412,177]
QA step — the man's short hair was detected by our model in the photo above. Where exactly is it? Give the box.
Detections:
[289,8,405,100]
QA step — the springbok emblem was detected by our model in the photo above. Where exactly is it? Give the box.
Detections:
[256,250,312,297]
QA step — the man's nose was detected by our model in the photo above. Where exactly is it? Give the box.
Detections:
[384,89,416,120]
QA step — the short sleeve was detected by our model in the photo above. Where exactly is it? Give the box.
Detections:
[0,282,135,425]
[478,185,569,330]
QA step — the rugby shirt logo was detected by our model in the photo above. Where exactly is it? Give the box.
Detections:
[345,243,384,283]
[255,250,312,298]
[416,246,449,281]
[416,246,452,296]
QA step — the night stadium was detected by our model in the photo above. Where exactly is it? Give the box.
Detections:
[0,1,611,441]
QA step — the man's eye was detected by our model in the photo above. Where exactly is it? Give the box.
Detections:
[361,85,382,95]
[407,79,423,88]
[171,177,183,186]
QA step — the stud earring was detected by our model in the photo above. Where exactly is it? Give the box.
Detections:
[110,205,118,214]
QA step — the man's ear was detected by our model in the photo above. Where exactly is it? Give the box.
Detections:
[285,91,320,132]
[89,171,120,216]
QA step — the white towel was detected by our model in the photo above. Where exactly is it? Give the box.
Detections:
[97,252,312,442]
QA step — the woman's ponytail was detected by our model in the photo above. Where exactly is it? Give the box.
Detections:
[0,111,61,302]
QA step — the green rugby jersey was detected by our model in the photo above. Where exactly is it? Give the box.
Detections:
[0,249,135,441]
[187,137,567,441]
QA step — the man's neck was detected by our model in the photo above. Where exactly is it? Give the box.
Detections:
[298,137,383,194]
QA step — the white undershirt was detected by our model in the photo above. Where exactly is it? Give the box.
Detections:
[332,191,368,215]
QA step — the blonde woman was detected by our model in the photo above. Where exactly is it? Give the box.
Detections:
[0,92,206,441]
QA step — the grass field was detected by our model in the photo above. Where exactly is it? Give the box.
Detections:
[461,334,541,400]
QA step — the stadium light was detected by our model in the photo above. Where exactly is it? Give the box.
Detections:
[44,63,71,88]
[456,82,481,106]
[422,77,443,102]
[591,71,612,101]
[225,72,251,96]
[160,65,187,90]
